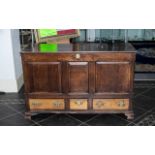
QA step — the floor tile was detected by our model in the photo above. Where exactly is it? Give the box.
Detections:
[133,95,155,111]
[0,113,35,126]
[142,88,155,99]
[0,93,24,100]
[133,110,155,126]
[115,107,146,123]
[32,113,55,123]
[39,114,82,126]
[7,103,26,114]
[86,114,130,126]
[67,114,97,123]
[0,100,26,116]
[133,87,150,96]
[0,103,18,120]
[133,107,146,118]
[127,122,137,126]
[79,123,89,126]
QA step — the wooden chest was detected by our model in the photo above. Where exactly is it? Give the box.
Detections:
[21,43,136,120]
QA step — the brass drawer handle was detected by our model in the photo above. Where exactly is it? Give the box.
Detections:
[31,102,42,106]
[53,101,62,107]
[117,100,125,107]
[96,101,105,108]
[75,100,83,106]
[75,53,80,59]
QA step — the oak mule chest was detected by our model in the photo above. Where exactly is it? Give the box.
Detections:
[21,43,136,120]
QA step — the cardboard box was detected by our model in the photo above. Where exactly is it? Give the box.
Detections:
[34,29,80,43]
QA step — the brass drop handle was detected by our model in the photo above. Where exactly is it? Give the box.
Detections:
[75,100,83,106]
[96,101,104,108]
[75,53,80,59]
[53,101,62,107]
[117,100,125,107]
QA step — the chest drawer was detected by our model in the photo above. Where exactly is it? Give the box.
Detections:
[29,99,65,110]
[70,99,88,110]
[93,99,129,110]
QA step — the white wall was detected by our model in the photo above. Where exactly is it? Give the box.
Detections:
[11,29,23,91]
[0,29,23,92]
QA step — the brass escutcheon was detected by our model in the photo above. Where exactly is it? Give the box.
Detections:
[75,53,80,59]
[117,100,125,107]
[96,101,104,108]
[75,100,83,106]
[53,101,62,107]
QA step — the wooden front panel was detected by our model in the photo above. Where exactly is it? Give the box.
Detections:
[29,99,65,110]
[70,99,88,110]
[68,62,89,93]
[95,62,131,93]
[93,99,129,110]
[27,62,62,93]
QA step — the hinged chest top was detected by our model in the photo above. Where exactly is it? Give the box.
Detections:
[22,42,135,53]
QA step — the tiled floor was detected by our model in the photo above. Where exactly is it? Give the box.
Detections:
[0,81,155,126]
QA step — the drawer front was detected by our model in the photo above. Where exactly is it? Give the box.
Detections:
[29,99,65,110]
[93,99,129,110]
[70,99,88,110]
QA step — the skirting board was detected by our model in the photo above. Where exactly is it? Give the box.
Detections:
[0,74,23,92]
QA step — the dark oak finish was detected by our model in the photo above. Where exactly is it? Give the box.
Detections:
[27,62,62,93]
[68,62,89,93]
[95,62,131,93]
[21,43,136,120]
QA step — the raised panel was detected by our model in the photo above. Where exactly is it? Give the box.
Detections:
[27,62,62,93]
[68,62,89,93]
[95,62,131,93]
